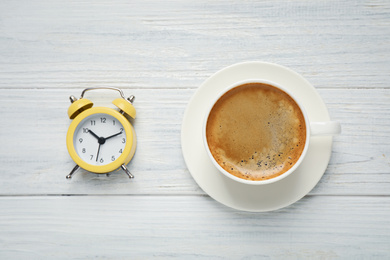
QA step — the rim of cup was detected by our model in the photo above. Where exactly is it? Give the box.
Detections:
[202,79,311,185]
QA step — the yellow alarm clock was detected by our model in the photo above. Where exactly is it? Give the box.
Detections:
[66,87,136,179]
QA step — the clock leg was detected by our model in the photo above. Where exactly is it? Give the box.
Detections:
[66,164,80,179]
[121,164,134,179]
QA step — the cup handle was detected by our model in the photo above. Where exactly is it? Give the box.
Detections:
[310,121,341,136]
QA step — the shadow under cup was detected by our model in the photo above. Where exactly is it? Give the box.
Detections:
[203,79,311,185]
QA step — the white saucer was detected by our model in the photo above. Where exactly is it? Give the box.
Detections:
[181,61,333,212]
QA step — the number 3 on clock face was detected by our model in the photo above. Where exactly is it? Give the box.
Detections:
[67,107,136,174]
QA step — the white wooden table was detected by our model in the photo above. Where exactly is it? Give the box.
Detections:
[1,0,389,258]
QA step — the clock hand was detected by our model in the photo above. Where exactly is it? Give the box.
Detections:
[96,143,101,162]
[88,129,100,140]
[89,130,121,162]
[95,135,107,162]
[105,130,123,140]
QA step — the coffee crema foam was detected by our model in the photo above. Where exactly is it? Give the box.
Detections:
[206,83,306,181]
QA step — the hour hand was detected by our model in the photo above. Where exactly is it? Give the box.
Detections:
[88,129,100,140]
[105,131,123,140]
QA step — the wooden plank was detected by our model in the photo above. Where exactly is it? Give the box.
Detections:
[313,88,390,195]
[0,88,389,195]
[0,195,389,259]
[0,0,389,89]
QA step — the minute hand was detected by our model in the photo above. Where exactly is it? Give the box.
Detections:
[87,129,100,140]
[105,131,123,140]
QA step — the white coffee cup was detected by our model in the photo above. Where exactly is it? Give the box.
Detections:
[203,79,341,185]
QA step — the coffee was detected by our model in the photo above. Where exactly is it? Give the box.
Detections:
[206,82,306,181]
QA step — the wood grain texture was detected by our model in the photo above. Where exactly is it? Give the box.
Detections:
[0,0,389,90]
[0,0,390,258]
[0,195,389,259]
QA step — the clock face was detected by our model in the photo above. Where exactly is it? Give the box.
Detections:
[73,113,127,166]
